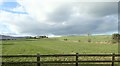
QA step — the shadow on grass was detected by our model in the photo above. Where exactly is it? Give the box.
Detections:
[0,44,14,45]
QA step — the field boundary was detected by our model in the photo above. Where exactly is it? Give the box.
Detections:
[1,53,120,66]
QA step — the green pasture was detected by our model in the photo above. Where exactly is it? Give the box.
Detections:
[1,35,119,66]
[57,35,112,42]
[1,35,118,55]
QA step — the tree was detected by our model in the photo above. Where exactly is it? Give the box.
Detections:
[112,33,120,43]
[87,33,92,42]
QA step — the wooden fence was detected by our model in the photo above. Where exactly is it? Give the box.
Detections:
[0,53,120,66]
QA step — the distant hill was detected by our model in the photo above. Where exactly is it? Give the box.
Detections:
[0,35,16,40]
[0,35,27,40]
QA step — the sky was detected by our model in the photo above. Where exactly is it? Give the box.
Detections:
[0,0,119,36]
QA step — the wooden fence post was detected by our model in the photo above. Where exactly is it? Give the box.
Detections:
[76,53,78,66]
[112,53,115,66]
[37,53,40,66]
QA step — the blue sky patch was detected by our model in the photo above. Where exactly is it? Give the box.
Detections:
[0,2,20,9]
[1,8,28,14]
[0,2,28,14]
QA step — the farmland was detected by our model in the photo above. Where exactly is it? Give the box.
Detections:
[1,35,118,55]
[1,35,119,66]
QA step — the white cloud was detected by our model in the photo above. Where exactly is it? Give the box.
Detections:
[0,0,118,35]
[12,5,26,12]
[0,0,16,2]
[0,0,3,5]
[0,11,27,34]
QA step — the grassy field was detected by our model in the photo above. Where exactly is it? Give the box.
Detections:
[1,35,119,66]
[1,35,118,55]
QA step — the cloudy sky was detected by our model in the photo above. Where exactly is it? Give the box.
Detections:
[0,0,119,36]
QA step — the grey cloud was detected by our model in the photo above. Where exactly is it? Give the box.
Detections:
[3,2,118,35]
[46,15,117,35]
[88,2,118,17]
[23,2,118,35]
[73,2,118,17]
[47,4,73,22]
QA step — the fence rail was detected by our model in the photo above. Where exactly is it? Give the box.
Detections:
[1,53,120,66]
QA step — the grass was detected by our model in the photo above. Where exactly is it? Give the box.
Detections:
[1,35,118,55]
[1,35,119,66]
